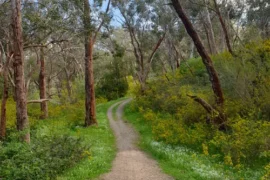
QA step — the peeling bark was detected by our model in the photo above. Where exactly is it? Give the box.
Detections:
[11,0,30,143]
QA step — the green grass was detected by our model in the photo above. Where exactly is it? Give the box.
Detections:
[56,101,117,179]
[28,99,124,180]
[123,103,265,180]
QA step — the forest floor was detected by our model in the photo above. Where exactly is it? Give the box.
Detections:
[99,99,173,180]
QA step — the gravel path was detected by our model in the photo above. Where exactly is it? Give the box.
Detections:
[100,99,173,180]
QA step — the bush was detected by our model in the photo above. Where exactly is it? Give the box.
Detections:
[96,73,128,100]
[96,41,129,100]
[210,117,270,166]
[131,40,270,169]
[0,134,87,180]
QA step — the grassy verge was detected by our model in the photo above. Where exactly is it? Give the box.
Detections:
[56,100,120,179]
[123,103,265,180]
[30,99,122,180]
[1,98,125,180]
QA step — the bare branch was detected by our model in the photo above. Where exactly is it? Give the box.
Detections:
[148,32,167,65]
[27,99,50,104]
[93,0,111,43]
[187,94,216,114]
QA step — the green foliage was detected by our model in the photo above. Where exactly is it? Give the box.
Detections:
[1,99,118,180]
[210,117,270,166]
[131,40,270,174]
[4,100,16,129]
[124,104,265,180]
[96,73,128,101]
[262,163,270,180]
[0,135,86,180]
[58,100,118,180]
[214,40,270,121]
[96,42,128,100]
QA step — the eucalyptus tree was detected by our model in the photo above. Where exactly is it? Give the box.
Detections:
[83,0,111,126]
[170,0,226,129]
[212,0,234,55]
[202,0,218,54]
[0,49,12,140]
[113,0,175,92]
[0,0,12,139]
[247,0,270,38]
[22,0,84,118]
[11,0,30,143]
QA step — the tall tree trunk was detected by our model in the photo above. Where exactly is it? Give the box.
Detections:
[84,0,97,126]
[0,51,12,139]
[0,72,9,139]
[39,48,48,119]
[213,0,233,55]
[11,0,30,143]
[170,0,225,107]
[203,21,212,53]
[203,0,218,54]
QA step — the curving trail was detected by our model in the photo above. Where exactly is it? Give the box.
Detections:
[100,99,173,180]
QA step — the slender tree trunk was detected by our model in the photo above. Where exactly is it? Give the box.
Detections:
[11,0,30,143]
[84,0,97,126]
[189,42,194,59]
[170,0,225,107]
[213,0,233,55]
[64,67,72,102]
[0,51,12,139]
[204,0,217,54]
[0,73,8,139]
[39,48,48,119]
[203,21,212,54]
[220,26,226,51]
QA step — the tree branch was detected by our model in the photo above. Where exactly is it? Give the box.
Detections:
[27,99,50,104]
[187,94,216,114]
[148,32,167,64]
[92,0,111,43]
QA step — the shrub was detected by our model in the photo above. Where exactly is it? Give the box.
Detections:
[210,117,270,166]
[96,41,129,100]
[5,99,16,129]
[131,40,270,168]
[0,134,87,180]
[262,163,270,180]
[96,73,128,100]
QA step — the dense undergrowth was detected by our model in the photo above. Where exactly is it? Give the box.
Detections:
[124,104,265,180]
[0,99,117,180]
[130,40,270,179]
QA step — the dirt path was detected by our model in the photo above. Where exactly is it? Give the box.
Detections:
[100,99,173,180]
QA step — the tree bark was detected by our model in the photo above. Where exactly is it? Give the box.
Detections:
[170,0,225,107]
[11,0,30,143]
[84,0,97,126]
[0,52,12,139]
[39,47,48,119]
[203,0,218,54]
[213,0,233,55]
